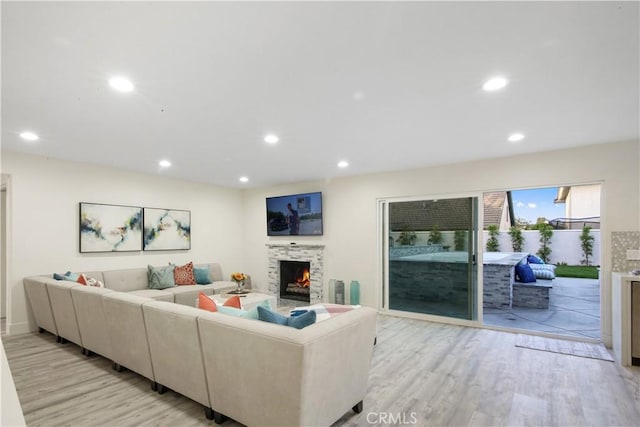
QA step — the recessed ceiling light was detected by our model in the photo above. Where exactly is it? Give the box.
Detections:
[482,76,508,91]
[159,160,171,168]
[337,160,349,168]
[239,176,249,183]
[508,133,525,142]
[109,76,134,92]
[19,131,39,141]
[264,134,279,144]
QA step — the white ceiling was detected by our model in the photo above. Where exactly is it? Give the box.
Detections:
[2,1,638,188]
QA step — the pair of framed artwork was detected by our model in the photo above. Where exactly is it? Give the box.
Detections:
[79,202,191,253]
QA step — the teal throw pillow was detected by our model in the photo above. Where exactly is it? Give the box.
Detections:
[194,266,212,284]
[53,272,68,280]
[217,305,246,317]
[244,300,272,320]
[148,265,176,289]
[58,271,79,282]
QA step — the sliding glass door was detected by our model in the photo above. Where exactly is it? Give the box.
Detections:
[383,197,478,320]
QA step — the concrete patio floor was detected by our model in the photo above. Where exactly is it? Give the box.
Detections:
[484,276,600,340]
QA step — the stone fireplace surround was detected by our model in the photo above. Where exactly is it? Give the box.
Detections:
[267,243,324,305]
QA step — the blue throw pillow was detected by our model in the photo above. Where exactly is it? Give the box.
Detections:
[527,254,544,264]
[287,310,316,329]
[194,266,212,284]
[257,305,316,329]
[257,305,288,325]
[515,263,537,283]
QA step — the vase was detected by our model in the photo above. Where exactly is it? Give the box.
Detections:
[335,280,345,305]
[349,280,360,305]
[328,279,336,303]
[235,280,245,292]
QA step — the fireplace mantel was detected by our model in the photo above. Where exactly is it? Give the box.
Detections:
[267,243,325,305]
[266,243,325,249]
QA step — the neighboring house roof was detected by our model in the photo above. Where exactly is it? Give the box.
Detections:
[483,192,507,228]
[554,186,570,204]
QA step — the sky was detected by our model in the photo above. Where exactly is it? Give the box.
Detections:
[510,187,565,224]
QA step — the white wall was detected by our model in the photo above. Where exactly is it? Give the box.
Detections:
[566,184,601,219]
[2,151,246,334]
[484,229,601,265]
[243,140,640,345]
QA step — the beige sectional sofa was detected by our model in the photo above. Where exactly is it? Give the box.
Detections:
[22,264,378,426]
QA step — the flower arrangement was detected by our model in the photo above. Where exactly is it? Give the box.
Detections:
[231,272,247,283]
[230,272,247,293]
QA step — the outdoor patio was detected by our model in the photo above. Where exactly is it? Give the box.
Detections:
[484,276,600,339]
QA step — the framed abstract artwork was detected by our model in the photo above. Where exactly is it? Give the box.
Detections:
[79,203,143,253]
[143,208,191,251]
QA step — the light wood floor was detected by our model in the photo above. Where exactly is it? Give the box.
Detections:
[3,315,639,427]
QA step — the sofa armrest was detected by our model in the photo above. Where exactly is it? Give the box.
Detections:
[197,307,377,426]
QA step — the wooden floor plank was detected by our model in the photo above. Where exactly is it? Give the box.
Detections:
[3,314,640,427]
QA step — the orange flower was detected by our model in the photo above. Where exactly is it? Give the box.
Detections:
[231,272,247,282]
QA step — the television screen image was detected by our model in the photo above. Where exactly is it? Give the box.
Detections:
[266,192,323,236]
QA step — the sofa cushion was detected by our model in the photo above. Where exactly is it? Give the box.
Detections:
[529,263,556,279]
[527,254,545,264]
[198,292,217,312]
[102,268,148,292]
[194,266,212,284]
[223,295,242,309]
[173,262,196,286]
[210,281,238,294]
[515,263,537,283]
[148,265,176,289]
[128,289,174,302]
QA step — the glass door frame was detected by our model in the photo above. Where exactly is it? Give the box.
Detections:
[377,192,485,328]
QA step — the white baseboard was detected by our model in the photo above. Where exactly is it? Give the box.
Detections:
[7,321,31,336]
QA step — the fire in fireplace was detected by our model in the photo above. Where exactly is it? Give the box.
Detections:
[280,260,311,302]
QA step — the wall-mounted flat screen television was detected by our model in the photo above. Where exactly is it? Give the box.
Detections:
[266,192,323,236]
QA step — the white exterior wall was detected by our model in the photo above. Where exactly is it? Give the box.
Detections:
[565,184,601,219]
[485,229,601,265]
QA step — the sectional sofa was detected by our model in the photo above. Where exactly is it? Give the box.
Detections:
[22,264,378,426]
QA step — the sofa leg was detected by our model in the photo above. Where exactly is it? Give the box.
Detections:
[374,336,377,346]
[213,412,225,424]
[204,407,214,420]
[59,337,68,344]
[157,385,167,395]
[81,348,86,356]
[56,335,62,343]
[352,401,363,414]
[112,362,124,372]
[150,382,158,392]
[38,327,45,333]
